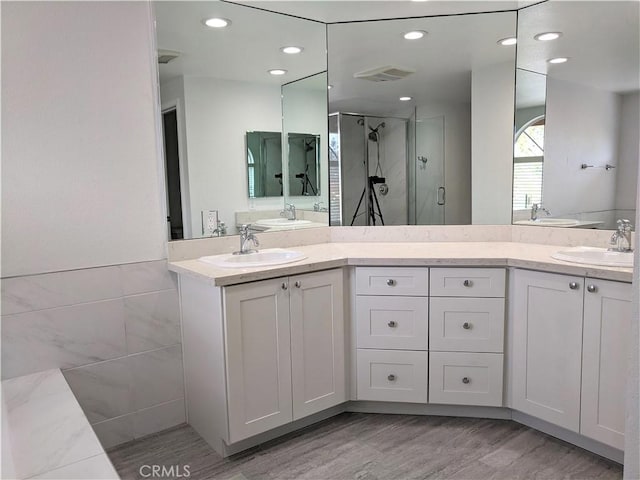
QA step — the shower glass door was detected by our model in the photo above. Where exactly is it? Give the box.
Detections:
[412,115,445,225]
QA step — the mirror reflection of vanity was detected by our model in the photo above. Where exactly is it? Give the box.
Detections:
[154,1,328,239]
[513,1,639,230]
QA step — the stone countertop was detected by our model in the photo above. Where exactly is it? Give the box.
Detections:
[168,242,634,286]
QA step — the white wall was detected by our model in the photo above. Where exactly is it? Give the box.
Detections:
[616,92,639,212]
[471,61,516,225]
[543,77,620,223]
[180,77,284,236]
[1,1,166,277]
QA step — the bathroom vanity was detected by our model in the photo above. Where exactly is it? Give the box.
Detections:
[170,240,632,461]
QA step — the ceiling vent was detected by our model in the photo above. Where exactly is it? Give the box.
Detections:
[354,65,415,82]
[158,49,181,64]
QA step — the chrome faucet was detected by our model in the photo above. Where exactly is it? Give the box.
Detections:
[281,203,297,221]
[530,203,551,221]
[211,220,227,237]
[235,224,259,255]
[609,219,633,252]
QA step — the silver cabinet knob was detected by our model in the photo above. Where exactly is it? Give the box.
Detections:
[569,282,579,290]
[587,284,598,293]
[294,281,301,288]
[387,374,396,381]
[388,321,397,328]
[281,282,288,290]
[463,280,473,287]
[462,377,470,384]
[387,279,396,286]
[463,322,472,330]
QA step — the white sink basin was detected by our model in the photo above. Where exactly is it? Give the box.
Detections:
[552,246,633,267]
[199,248,308,268]
[516,218,581,227]
[254,218,312,227]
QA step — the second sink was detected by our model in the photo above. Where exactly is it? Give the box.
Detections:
[551,246,633,267]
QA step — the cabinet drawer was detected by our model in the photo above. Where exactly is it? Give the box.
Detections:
[429,298,504,353]
[430,268,505,297]
[357,349,427,403]
[429,352,503,406]
[356,296,428,350]
[356,267,429,296]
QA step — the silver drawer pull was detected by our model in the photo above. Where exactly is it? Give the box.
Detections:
[294,281,302,288]
[387,374,396,381]
[569,282,579,290]
[281,282,288,290]
[388,321,397,328]
[386,279,396,286]
[587,284,598,293]
[462,322,472,330]
[462,377,470,384]
[463,280,473,287]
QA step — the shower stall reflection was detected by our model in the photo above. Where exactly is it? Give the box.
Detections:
[329,112,445,226]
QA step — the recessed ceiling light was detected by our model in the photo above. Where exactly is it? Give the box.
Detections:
[498,37,517,46]
[399,96,413,101]
[281,46,303,55]
[411,0,429,2]
[203,17,231,28]
[268,69,287,76]
[548,57,569,64]
[535,32,562,41]
[404,30,427,40]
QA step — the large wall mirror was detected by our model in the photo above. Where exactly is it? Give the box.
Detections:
[154,1,327,239]
[327,11,517,226]
[513,1,639,230]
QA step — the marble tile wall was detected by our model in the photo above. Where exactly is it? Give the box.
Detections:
[1,260,185,449]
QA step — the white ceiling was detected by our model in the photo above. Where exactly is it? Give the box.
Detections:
[154,1,326,85]
[155,1,640,116]
[231,0,536,23]
[327,11,517,116]
[517,1,639,94]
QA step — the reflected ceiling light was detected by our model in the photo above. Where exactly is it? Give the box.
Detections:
[328,85,333,90]
[535,32,562,41]
[399,96,413,101]
[404,30,427,40]
[268,69,287,75]
[203,17,231,28]
[498,37,517,46]
[548,57,569,64]
[281,46,303,54]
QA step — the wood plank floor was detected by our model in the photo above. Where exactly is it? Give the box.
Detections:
[108,413,622,480]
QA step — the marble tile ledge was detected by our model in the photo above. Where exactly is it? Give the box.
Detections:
[168,241,634,286]
[2,369,120,479]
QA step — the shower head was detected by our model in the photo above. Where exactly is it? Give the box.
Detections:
[368,122,385,142]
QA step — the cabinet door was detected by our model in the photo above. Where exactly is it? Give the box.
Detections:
[224,278,292,443]
[512,269,584,432]
[581,279,631,450]
[290,269,346,420]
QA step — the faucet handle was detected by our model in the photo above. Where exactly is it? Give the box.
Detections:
[240,224,251,234]
[617,219,633,231]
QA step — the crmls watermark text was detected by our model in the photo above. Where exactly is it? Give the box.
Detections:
[139,465,191,478]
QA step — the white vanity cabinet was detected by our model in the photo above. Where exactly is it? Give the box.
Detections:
[225,268,346,442]
[581,278,632,450]
[512,269,631,448]
[428,268,506,407]
[179,268,345,451]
